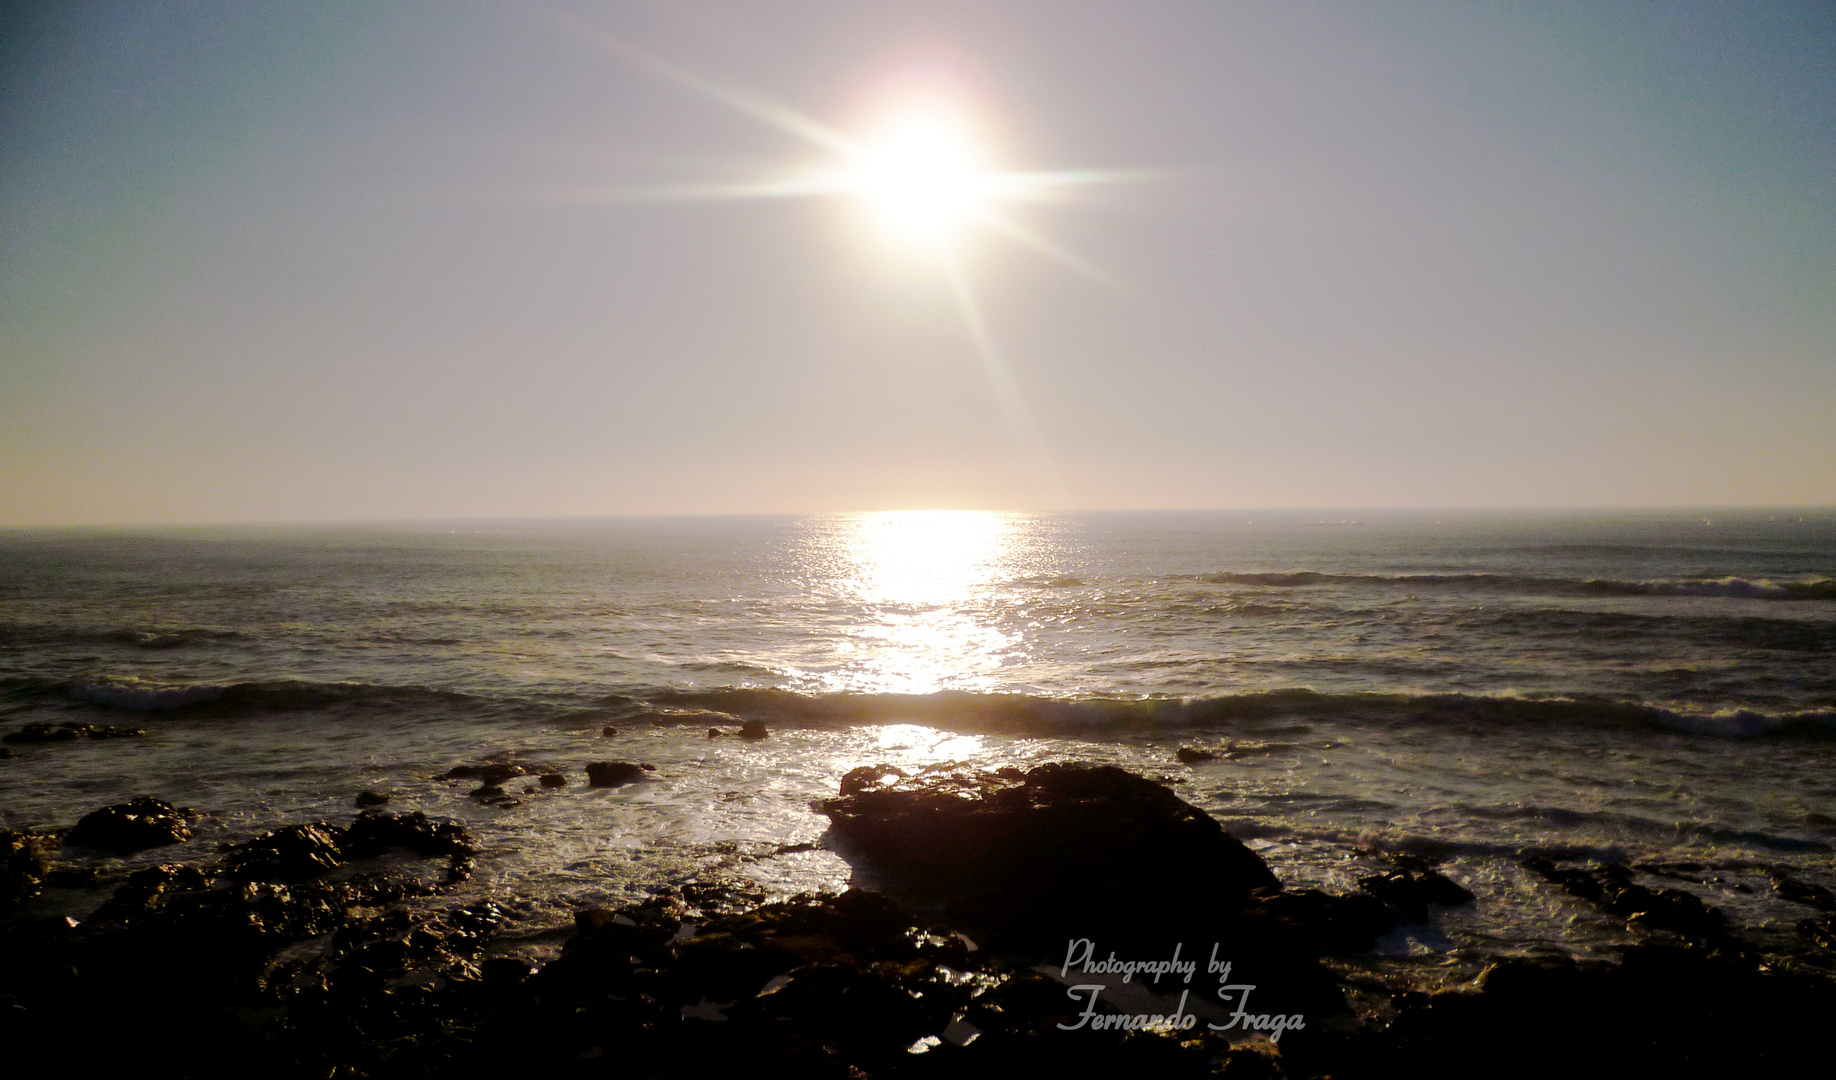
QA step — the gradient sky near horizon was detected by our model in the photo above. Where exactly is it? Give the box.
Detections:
[3,1,1833,524]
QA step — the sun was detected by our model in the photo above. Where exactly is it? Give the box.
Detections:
[850,114,990,246]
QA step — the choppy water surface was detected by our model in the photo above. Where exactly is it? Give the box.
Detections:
[3,510,1833,985]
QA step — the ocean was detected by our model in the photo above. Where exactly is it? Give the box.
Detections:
[3,508,1833,988]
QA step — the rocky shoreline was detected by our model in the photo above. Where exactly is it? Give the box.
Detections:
[5,762,1835,1077]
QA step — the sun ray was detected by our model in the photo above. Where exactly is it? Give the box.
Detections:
[523,176,856,204]
[940,251,1068,506]
[550,25,1149,507]
[969,207,1119,287]
[553,16,864,160]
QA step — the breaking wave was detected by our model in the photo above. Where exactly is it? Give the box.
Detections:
[56,674,487,715]
[1189,571,1836,600]
[16,676,1831,742]
[633,686,1836,740]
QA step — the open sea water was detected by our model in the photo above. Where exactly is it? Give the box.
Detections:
[3,509,1834,986]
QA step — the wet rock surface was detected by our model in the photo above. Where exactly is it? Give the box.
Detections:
[1522,858,1728,940]
[65,796,193,853]
[3,767,1833,1078]
[585,760,655,787]
[1356,855,1476,923]
[822,762,1281,948]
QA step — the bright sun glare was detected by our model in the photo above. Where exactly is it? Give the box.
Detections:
[852,116,989,244]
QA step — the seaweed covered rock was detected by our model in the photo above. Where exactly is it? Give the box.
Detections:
[66,796,193,853]
[821,763,1280,949]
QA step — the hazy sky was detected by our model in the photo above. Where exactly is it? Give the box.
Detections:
[3,1,1833,524]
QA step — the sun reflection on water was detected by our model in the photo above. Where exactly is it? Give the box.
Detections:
[805,510,1025,694]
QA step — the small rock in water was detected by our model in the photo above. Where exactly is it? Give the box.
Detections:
[1174,745,1216,763]
[601,725,618,737]
[586,761,651,787]
[470,784,507,800]
[66,797,193,853]
[738,720,769,740]
[539,773,567,788]
[706,727,724,738]
[441,762,526,785]
[354,790,391,808]
[1357,855,1477,922]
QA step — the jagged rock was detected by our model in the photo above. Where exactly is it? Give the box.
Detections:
[86,863,215,923]
[222,822,346,881]
[820,762,1281,950]
[66,797,193,853]
[2,829,59,906]
[1522,858,1725,939]
[586,761,655,787]
[1357,856,1476,922]
[1245,887,1401,953]
[838,764,905,797]
[344,810,474,861]
[1772,872,1836,911]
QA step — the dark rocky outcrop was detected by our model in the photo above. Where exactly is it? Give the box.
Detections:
[738,720,769,740]
[345,810,477,881]
[1175,746,1216,763]
[538,773,566,788]
[3,791,1833,1080]
[222,822,347,882]
[213,812,475,886]
[1522,858,1726,939]
[586,761,655,787]
[1357,855,1476,923]
[1320,946,1836,1079]
[354,790,391,808]
[66,797,193,853]
[821,762,1281,950]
